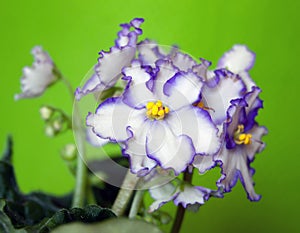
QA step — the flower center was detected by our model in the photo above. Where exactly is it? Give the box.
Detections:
[146,100,169,120]
[234,124,252,145]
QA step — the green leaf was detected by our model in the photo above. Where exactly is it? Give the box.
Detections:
[28,205,116,232]
[52,218,163,233]
[0,137,116,232]
[0,200,27,233]
[0,136,21,201]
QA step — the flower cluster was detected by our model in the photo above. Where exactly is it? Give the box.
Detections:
[82,18,267,211]
[15,18,267,213]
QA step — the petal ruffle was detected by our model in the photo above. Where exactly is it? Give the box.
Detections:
[217,45,255,73]
[15,46,58,100]
[123,120,157,175]
[201,69,246,124]
[146,120,195,175]
[193,154,216,174]
[166,106,221,155]
[216,146,261,201]
[163,71,203,110]
[217,45,256,91]
[149,183,178,212]
[170,51,197,72]
[86,126,108,147]
[122,60,155,108]
[152,60,179,99]
[137,39,177,66]
[86,97,145,142]
[75,72,104,101]
[76,18,144,100]
[115,18,144,48]
[174,185,210,208]
[95,46,136,87]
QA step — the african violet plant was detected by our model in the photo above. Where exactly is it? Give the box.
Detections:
[1,18,267,233]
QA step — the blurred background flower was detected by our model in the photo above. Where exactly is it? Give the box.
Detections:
[0,0,298,232]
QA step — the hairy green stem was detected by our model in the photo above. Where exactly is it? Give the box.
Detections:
[171,169,193,233]
[60,76,88,208]
[112,171,140,216]
[129,190,145,219]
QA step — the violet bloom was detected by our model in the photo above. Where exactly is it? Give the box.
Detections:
[215,87,267,201]
[75,18,144,100]
[15,46,58,100]
[87,59,221,176]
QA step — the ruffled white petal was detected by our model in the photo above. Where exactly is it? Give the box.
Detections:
[149,183,178,212]
[217,45,255,73]
[170,51,197,72]
[166,106,221,155]
[86,126,108,147]
[192,59,212,81]
[216,146,261,201]
[75,72,104,101]
[245,125,267,161]
[163,71,203,110]
[115,18,144,48]
[122,61,155,108]
[146,121,195,175]
[201,72,245,124]
[217,45,256,91]
[137,40,166,66]
[86,98,145,142]
[152,60,178,100]
[193,154,215,174]
[174,185,208,208]
[123,120,157,175]
[96,46,136,87]
[15,46,57,100]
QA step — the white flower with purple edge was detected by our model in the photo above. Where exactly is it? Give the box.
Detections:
[86,59,221,176]
[217,44,256,91]
[15,46,59,100]
[149,181,215,213]
[215,87,267,201]
[75,18,144,100]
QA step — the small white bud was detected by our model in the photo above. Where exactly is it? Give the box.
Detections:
[61,144,77,161]
[40,106,52,120]
[45,125,55,137]
[53,119,62,131]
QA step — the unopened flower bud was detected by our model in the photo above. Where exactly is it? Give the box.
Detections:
[53,119,62,131]
[39,106,53,120]
[45,124,55,137]
[60,144,77,161]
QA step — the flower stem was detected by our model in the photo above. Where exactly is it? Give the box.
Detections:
[71,95,89,208]
[59,75,89,208]
[171,169,193,233]
[72,149,87,207]
[112,170,140,216]
[129,190,145,219]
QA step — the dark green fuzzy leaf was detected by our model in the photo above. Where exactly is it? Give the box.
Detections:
[0,200,27,233]
[0,137,116,232]
[52,218,163,233]
[29,205,116,232]
[0,136,21,201]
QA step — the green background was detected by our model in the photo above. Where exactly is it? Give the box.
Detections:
[0,0,299,232]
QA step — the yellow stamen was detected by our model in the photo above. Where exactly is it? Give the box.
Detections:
[158,109,164,116]
[156,100,162,107]
[234,124,252,145]
[194,100,215,112]
[146,102,154,110]
[146,100,169,120]
[164,107,169,114]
